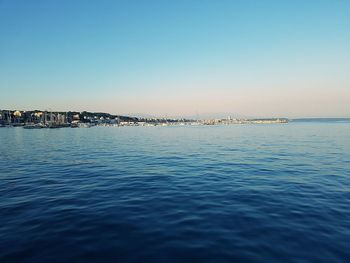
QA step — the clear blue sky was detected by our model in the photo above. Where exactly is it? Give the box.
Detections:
[0,0,349,117]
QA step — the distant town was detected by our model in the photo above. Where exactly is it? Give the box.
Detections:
[0,110,288,129]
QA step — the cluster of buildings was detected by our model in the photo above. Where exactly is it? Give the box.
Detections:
[0,110,86,128]
[0,110,288,129]
[199,117,289,125]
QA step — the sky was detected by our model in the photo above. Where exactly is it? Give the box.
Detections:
[0,0,349,118]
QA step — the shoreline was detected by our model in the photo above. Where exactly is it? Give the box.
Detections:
[0,118,289,129]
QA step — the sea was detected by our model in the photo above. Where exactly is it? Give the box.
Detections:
[1,120,350,263]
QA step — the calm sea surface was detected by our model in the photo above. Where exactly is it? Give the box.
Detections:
[1,122,350,263]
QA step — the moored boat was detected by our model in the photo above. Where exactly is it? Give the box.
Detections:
[23,123,46,129]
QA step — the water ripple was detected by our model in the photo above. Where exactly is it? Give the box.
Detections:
[1,123,350,262]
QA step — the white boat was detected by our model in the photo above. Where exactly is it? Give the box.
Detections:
[78,123,92,128]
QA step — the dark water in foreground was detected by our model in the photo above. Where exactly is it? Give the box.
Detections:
[1,123,350,263]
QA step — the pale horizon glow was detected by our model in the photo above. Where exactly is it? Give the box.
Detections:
[0,0,349,118]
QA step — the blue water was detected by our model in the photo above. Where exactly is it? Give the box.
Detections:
[1,123,350,263]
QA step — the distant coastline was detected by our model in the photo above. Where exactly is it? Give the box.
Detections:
[0,109,290,128]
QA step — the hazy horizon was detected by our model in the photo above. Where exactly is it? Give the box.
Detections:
[1,0,349,118]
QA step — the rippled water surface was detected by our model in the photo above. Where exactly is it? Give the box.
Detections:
[1,123,350,262]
